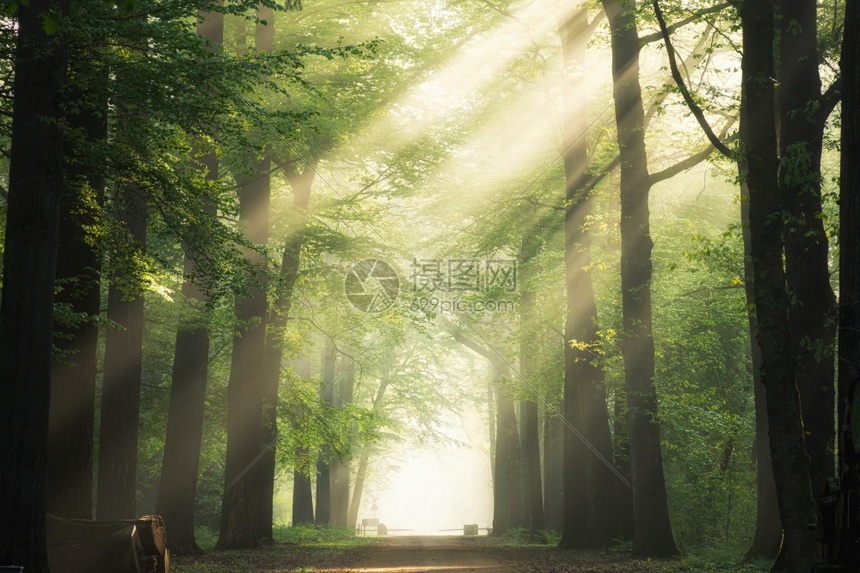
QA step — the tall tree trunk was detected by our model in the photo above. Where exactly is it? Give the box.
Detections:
[542,410,564,532]
[739,2,820,570]
[155,9,223,555]
[518,236,545,541]
[157,258,211,553]
[315,343,336,526]
[612,390,634,541]
[97,186,147,520]
[216,152,270,550]
[348,449,372,529]
[492,362,523,534]
[330,356,355,528]
[292,357,315,526]
[252,5,280,542]
[741,169,782,559]
[557,5,590,548]
[48,65,106,519]
[835,0,860,564]
[347,376,389,529]
[777,0,836,502]
[0,0,69,566]
[488,376,496,471]
[293,448,316,525]
[519,399,545,538]
[602,0,678,556]
[258,161,314,537]
[558,4,619,550]
[451,332,522,533]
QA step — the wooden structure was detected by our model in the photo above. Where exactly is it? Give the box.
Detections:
[47,514,168,573]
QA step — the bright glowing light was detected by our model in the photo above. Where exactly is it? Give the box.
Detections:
[359,410,493,535]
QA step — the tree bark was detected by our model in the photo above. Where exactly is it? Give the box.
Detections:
[0,0,69,567]
[293,447,316,525]
[348,449,371,529]
[48,63,106,519]
[97,186,147,520]
[602,0,678,557]
[330,356,355,528]
[836,0,860,564]
[492,361,523,534]
[251,5,281,542]
[741,172,782,560]
[777,0,836,502]
[558,4,620,550]
[557,5,590,548]
[542,410,564,532]
[155,10,223,555]
[452,332,523,534]
[612,390,634,541]
[292,358,315,526]
[315,343,336,526]
[739,2,820,570]
[518,236,545,541]
[258,161,314,536]
[216,151,270,549]
[347,376,389,529]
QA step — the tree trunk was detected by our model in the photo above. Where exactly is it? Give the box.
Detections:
[97,186,147,520]
[451,332,522,533]
[315,343,336,526]
[258,161,314,536]
[542,410,564,532]
[557,5,590,548]
[330,357,355,528]
[155,10,223,555]
[835,0,860,564]
[488,376,496,471]
[0,0,69,567]
[612,390,634,541]
[739,2,820,570]
[518,236,545,541]
[777,0,836,502]
[252,5,280,542]
[519,399,545,539]
[492,364,523,534]
[740,173,782,559]
[293,447,316,526]
[216,150,270,549]
[602,0,678,556]
[348,449,371,529]
[558,4,619,550]
[48,65,106,519]
[347,376,389,529]
[292,358,315,526]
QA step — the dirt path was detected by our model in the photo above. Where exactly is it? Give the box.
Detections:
[172,534,726,573]
[337,536,517,573]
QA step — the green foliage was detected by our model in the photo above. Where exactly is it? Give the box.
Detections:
[272,524,366,545]
[499,527,556,547]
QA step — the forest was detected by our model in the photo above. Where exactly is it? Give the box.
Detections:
[0,0,858,572]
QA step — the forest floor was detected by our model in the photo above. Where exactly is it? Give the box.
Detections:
[171,534,771,573]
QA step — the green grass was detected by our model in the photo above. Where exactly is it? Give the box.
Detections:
[678,546,770,572]
[499,527,560,546]
[272,524,374,546]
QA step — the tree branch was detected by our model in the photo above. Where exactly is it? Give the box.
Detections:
[818,76,842,127]
[649,116,738,185]
[652,0,734,158]
[640,2,732,44]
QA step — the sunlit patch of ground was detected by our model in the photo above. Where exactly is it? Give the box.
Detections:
[172,535,769,573]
